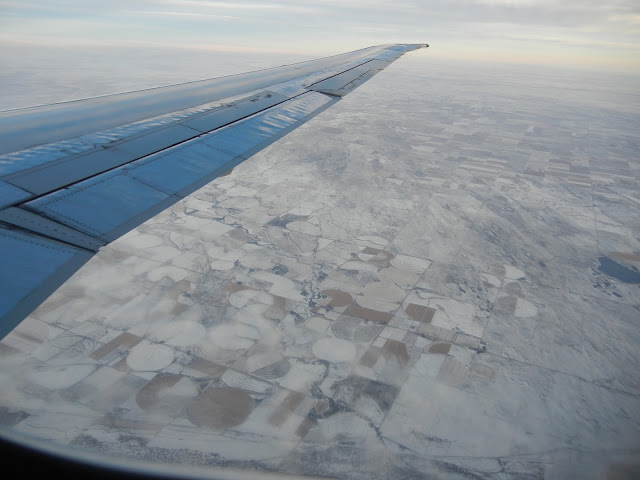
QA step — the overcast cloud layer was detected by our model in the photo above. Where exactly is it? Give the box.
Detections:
[0,0,639,71]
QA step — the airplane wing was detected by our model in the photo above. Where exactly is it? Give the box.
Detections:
[0,44,427,339]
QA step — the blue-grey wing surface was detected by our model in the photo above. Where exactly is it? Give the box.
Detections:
[0,44,427,338]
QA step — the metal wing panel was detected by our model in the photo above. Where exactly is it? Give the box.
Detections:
[0,227,93,338]
[0,144,72,177]
[273,91,338,119]
[0,207,104,251]
[26,169,174,241]
[129,141,235,196]
[2,91,303,199]
[306,61,378,93]
[7,125,201,195]
[0,98,231,176]
[181,91,289,133]
[202,112,300,157]
[24,91,336,241]
[0,101,227,177]
[0,181,30,209]
[201,91,336,157]
[307,59,395,97]
[3,93,289,197]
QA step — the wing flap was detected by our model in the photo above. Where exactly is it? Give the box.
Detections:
[0,181,30,209]
[130,142,235,197]
[0,227,93,338]
[27,169,175,242]
[0,207,104,251]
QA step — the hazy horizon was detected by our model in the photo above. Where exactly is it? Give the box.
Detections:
[1,0,639,74]
[1,42,639,113]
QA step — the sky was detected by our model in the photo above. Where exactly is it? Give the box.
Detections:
[0,0,639,73]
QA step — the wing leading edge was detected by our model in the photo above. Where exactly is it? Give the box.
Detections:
[0,43,428,339]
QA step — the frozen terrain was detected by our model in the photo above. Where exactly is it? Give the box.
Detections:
[1,48,639,479]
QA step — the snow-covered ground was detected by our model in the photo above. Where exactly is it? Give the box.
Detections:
[1,48,639,479]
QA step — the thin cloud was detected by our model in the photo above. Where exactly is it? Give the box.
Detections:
[160,0,284,9]
[0,0,638,71]
[134,10,239,20]
[506,32,640,49]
